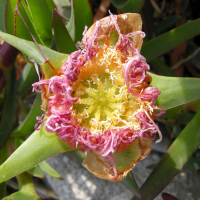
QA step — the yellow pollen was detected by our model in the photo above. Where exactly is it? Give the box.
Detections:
[71,47,151,135]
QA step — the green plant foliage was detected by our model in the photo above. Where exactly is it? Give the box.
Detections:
[66,0,93,43]
[149,72,200,110]
[53,8,77,54]
[111,0,145,13]
[0,66,18,149]
[17,62,39,96]
[15,0,44,45]
[0,31,68,67]
[5,0,15,35]
[122,173,142,199]
[0,0,6,32]
[142,18,200,62]
[12,94,43,137]
[39,161,62,180]
[155,13,189,34]
[0,126,78,183]
[27,166,44,178]
[26,0,53,47]
[0,145,8,199]
[3,173,41,200]
[133,109,200,200]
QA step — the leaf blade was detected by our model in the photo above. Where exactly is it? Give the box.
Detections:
[133,109,200,200]
[149,72,200,110]
[142,18,200,62]
[0,32,68,68]
[0,126,78,183]
[39,161,61,180]
[53,8,77,54]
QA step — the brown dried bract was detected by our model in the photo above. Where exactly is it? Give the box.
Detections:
[85,13,143,52]
[83,138,152,181]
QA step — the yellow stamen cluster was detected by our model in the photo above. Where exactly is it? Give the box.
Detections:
[71,47,151,134]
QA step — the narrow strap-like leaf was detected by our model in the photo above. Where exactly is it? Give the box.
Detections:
[67,0,93,43]
[17,62,38,96]
[0,31,68,68]
[0,66,17,149]
[39,161,61,180]
[26,0,53,47]
[133,109,200,200]
[0,0,6,32]
[142,18,200,62]
[12,94,43,137]
[27,166,44,179]
[122,172,142,200]
[53,8,77,54]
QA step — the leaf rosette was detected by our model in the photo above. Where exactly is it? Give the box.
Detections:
[33,12,165,181]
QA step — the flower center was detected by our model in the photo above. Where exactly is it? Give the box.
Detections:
[71,47,150,134]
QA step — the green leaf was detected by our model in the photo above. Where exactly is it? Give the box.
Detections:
[0,125,79,183]
[5,0,14,35]
[12,94,43,137]
[133,109,200,200]
[183,157,200,170]
[0,66,17,149]
[67,0,93,43]
[0,0,6,32]
[111,0,145,13]
[0,32,68,69]
[149,72,200,110]
[17,62,38,96]
[53,8,77,54]
[26,0,53,47]
[122,173,142,199]
[0,145,8,199]
[45,0,57,18]
[142,18,200,62]
[3,172,41,200]
[150,58,176,77]
[27,166,44,178]
[155,13,189,35]
[39,161,61,180]
[15,0,44,45]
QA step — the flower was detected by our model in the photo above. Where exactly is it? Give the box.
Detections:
[33,12,165,181]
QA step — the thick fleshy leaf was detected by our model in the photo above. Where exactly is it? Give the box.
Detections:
[0,0,6,32]
[27,166,44,179]
[3,172,41,200]
[0,66,17,149]
[133,109,200,200]
[17,62,38,96]
[0,32,68,68]
[142,18,200,62]
[15,0,44,45]
[111,0,145,13]
[26,0,53,47]
[53,8,77,54]
[66,0,93,43]
[39,161,61,180]
[122,173,142,199]
[12,94,43,137]
[149,72,200,110]
[0,125,78,183]
[5,0,14,35]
